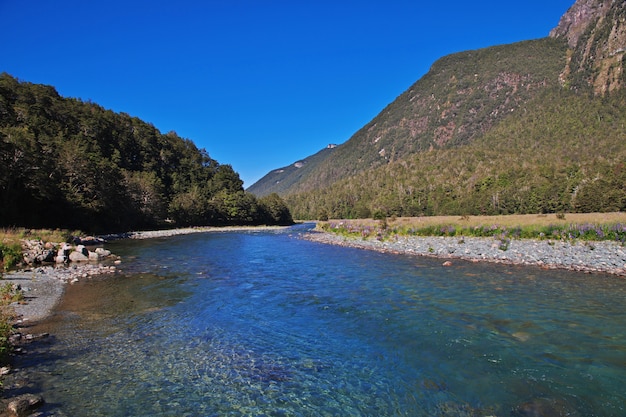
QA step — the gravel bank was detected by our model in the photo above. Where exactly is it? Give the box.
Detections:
[121,225,288,240]
[305,232,626,276]
[2,264,117,325]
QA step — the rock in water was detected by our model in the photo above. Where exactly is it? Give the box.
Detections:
[512,397,577,417]
[5,393,44,417]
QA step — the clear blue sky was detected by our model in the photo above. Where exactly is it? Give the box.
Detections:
[2,0,574,187]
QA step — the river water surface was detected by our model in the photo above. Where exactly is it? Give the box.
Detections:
[12,225,626,416]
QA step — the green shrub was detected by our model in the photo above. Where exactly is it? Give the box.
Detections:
[0,243,23,271]
[0,283,22,364]
[0,309,15,364]
[0,282,24,304]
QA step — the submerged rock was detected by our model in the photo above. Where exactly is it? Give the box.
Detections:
[512,397,578,417]
[4,393,44,417]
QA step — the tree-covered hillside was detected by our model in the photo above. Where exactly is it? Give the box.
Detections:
[0,73,292,232]
[285,87,626,219]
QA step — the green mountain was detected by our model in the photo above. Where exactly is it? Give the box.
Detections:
[0,73,293,232]
[249,0,626,220]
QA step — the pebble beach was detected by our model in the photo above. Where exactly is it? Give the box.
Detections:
[304,231,626,277]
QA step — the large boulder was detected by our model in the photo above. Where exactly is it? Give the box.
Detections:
[35,249,56,263]
[75,245,88,256]
[69,250,89,262]
[20,239,115,265]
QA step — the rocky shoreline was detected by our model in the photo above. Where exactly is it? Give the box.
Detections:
[304,231,626,277]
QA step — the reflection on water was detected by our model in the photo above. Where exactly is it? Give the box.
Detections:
[8,226,626,416]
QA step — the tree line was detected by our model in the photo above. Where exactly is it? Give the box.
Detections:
[0,73,292,232]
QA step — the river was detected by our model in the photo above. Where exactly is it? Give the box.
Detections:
[10,224,626,416]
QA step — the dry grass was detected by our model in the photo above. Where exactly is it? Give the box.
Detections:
[0,227,79,246]
[330,212,626,229]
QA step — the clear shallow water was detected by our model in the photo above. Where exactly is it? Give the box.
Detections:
[11,225,626,416]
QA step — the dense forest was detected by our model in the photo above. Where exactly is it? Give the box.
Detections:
[0,73,293,233]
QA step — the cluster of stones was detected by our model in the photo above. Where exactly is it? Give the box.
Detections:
[21,239,115,266]
[28,263,118,284]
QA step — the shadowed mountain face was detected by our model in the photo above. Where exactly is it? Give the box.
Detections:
[250,0,626,220]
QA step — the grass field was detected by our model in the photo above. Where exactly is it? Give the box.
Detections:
[319,212,626,242]
[332,212,626,229]
[0,228,79,246]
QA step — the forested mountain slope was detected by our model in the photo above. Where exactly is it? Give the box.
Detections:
[285,88,626,219]
[0,73,292,232]
[252,0,626,219]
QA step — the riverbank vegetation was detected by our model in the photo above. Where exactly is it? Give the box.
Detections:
[318,213,626,243]
[0,73,293,233]
[0,283,23,364]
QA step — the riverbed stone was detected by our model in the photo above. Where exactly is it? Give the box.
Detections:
[304,232,626,277]
[69,251,89,262]
[95,247,111,257]
[512,397,577,417]
[5,393,44,417]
